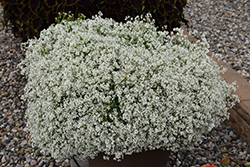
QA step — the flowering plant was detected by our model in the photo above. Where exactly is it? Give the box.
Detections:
[202,164,218,167]
[221,157,230,166]
[19,12,239,161]
[220,157,250,167]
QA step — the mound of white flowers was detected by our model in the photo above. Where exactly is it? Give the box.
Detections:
[19,12,239,161]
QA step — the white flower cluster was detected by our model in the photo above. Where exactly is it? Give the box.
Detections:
[19,12,240,161]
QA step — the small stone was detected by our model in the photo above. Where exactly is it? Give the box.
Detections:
[189,150,195,156]
[30,160,37,166]
[55,162,62,166]
[239,151,245,155]
[1,155,6,163]
[7,110,12,115]
[16,165,23,167]
[216,125,223,131]
[176,161,181,166]
[229,131,235,136]
[1,131,8,135]
[38,160,45,166]
[242,142,248,148]
[224,135,232,141]
[17,150,25,155]
[207,142,215,148]
[14,109,20,113]
[34,152,42,156]
[21,140,28,146]
[202,157,207,162]
[237,160,243,165]
[237,142,243,149]
[19,155,25,161]
[221,148,228,153]
[217,43,223,48]
[1,92,8,97]
[25,148,33,153]
[26,155,32,162]
[49,162,54,167]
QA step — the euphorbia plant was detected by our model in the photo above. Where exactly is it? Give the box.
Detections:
[19,12,240,162]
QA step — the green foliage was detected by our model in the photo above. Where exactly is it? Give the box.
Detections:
[2,0,188,41]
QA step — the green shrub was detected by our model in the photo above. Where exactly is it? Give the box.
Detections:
[2,0,188,41]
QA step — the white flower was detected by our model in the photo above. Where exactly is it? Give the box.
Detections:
[18,12,240,162]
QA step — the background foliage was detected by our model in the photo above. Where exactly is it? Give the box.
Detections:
[2,0,188,41]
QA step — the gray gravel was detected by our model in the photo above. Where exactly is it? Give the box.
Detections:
[182,0,250,82]
[0,0,250,167]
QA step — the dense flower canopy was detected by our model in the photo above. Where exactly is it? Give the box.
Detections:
[19,12,239,161]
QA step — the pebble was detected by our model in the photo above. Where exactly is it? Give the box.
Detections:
[0,1,250,167]
[1,155,6,163]
[17,150,25,155]
[30,159,37,166]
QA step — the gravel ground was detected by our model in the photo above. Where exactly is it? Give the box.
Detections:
[182,0,250,82]
[0,0,250,167]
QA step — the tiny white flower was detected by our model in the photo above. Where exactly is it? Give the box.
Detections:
[19,12,239,162]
